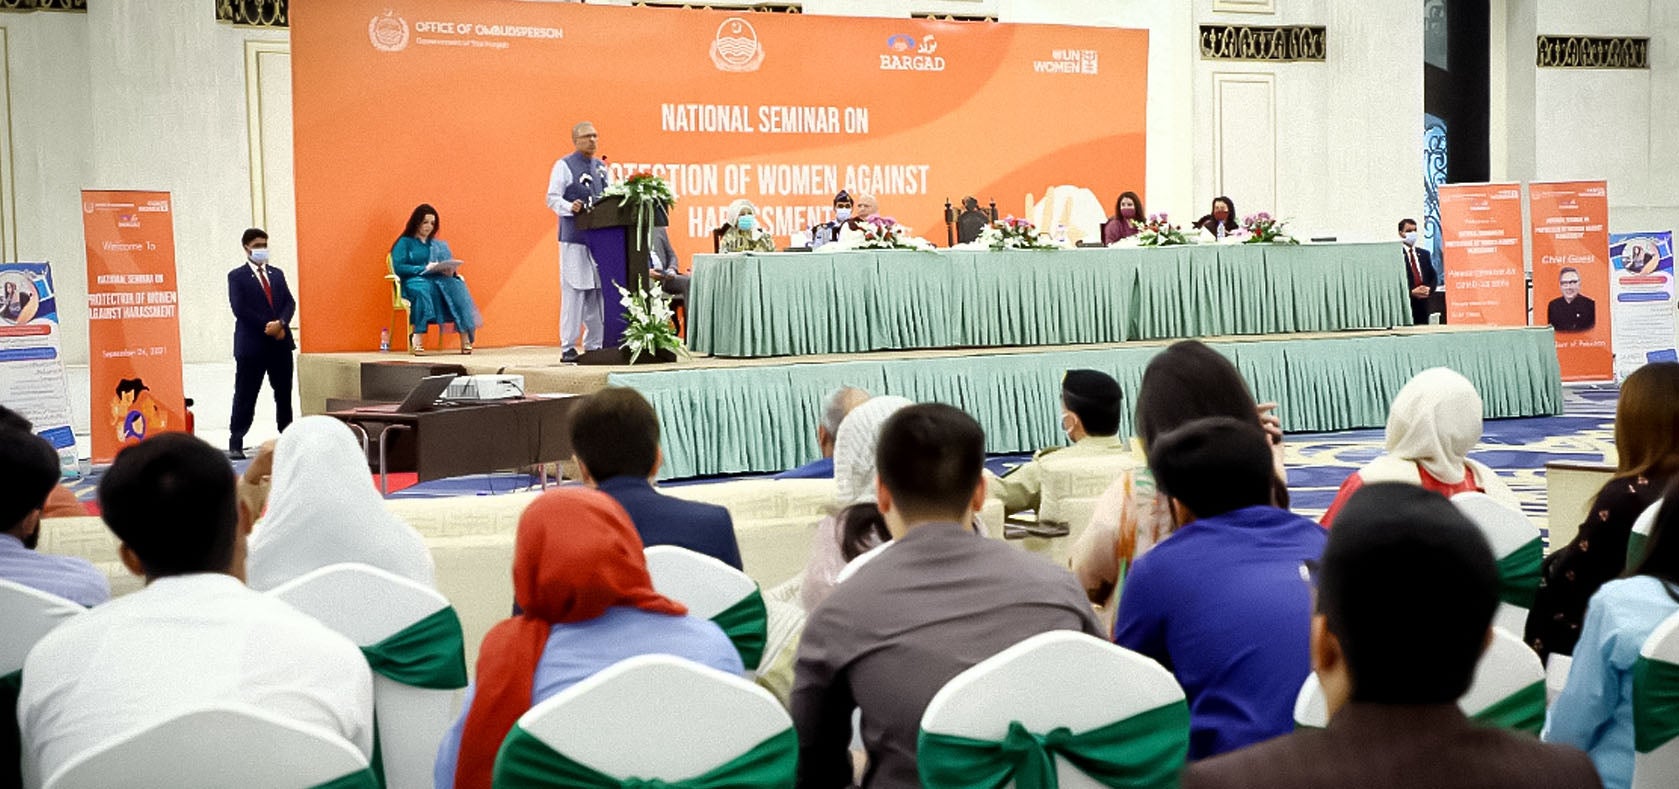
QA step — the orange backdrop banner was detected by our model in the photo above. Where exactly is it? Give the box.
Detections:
[291,0,1148,351]
[1438,183,1526,326]
[82,190,186,463]
[1530,180,1612,381]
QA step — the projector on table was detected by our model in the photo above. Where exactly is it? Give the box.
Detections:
[445,374,526,401]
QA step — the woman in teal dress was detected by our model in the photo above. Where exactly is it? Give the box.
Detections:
[391,203,482,354]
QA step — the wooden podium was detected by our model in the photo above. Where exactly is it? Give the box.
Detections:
[574,195,669,365]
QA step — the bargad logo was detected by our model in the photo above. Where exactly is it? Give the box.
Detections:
[710,18,764,72]
[369,10,410,53]
[881,33,944,71]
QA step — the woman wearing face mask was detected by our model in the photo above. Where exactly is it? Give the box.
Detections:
[718,198,776,253]
[1195,196,1240,239]
[1102,191,1145,245]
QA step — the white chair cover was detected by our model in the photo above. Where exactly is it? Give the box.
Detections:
[0,579,83,675]
[510,654,793,782]
[644,545,758,621]
[1634,611,1679,789]
[42,703,370,789]
[1294,627,1543,731]
[835,540,893,585]
[1630,499,1662,565]
[268,563,460,789]
[1453,492,1543,637]
[920,630,1186,787]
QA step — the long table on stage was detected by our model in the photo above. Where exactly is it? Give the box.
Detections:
[326,396,579,492]
[687,242,1409,358]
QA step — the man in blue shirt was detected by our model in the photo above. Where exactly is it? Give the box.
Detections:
[0,426,109,607]
[1114,416,1325,760]
[777,386,870,480]
[569,387,743,569]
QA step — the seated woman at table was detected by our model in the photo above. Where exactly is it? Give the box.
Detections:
[1102,191,1144,244]
[1194,195,1241,239]
[390,203,482,354]
[718,198,776,253]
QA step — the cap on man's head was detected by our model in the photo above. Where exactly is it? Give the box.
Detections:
[1061,369,1124,436]
[833,190,853,206]
[1321,482,1499,705]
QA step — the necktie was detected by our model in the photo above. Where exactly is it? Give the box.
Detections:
[1407,248,1423,288]
[256,266,273,307]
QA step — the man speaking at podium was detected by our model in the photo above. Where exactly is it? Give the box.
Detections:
[546,121,609,363]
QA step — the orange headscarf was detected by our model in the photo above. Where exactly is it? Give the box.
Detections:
[452,488,687,789]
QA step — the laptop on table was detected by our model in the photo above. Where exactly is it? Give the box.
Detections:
[353,374,457,414]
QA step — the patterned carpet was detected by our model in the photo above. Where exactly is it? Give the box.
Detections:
[62,385,1620,517]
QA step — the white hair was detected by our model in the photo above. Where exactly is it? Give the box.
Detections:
[821,387,870,435]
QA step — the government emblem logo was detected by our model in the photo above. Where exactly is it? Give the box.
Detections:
[369,11,410,53]
[710,18,764,72]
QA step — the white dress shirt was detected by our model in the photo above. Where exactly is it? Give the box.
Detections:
[17,573,374,787]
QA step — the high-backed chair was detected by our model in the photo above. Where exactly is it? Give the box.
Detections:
[918,630,1189,788]
[42,703,376,789]
[269,564,467,789]
[1294,627,1545,734]
[1629,499,1663,567]
[1025,454,1140,564]
[644,545,769,672]
[1634,610,1679,789]
[491,655,795,788]
[2,580,84,789]
[1453,492,1544,637]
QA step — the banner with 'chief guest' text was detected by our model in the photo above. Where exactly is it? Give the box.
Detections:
[82,190,186,464]
[290,0,1149,351]
[1529,181,1612,382]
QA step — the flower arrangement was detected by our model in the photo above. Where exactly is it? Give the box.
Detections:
[834,216,936,251]
[974,216,1063,251]
[601,172,677,251]
[1242,212,1299,245]
[1134,214,1193,247]
[615,282,687,364]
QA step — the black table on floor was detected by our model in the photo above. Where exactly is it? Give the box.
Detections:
[326,396,580,494]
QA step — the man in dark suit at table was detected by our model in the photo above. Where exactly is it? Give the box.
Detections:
[1184,483,1601,789]
[570,387,743,570]
[226,228,295,460]
[1398,218,1437,326]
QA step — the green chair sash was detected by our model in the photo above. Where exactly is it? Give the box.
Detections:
[917,700,1189,789]
[4,669,22,789]
[1634,655,1679,753]
[1495,539,1543,609]
[710,589,768,670]
[313,767,380,789]
[492,722,797,788]
[1469,681,1545,734]
[1629,531,1651,567]
[358,606,469,690]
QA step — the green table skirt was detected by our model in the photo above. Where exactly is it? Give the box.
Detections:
[611,327,1562,480]
[688,243,1410,358]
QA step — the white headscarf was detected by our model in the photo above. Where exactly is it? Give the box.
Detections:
[833,396,913,506]
[245,416,436,591]
[726,198,767,239]
[1383,367,1483,485]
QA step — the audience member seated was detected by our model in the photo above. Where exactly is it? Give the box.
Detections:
[434,488,742,789]
[1071,340,1286,604]
[777,386,871,480]
[1530,362,1679,660]
[1320,367,1517,526]
[571,387,743,570]
[17,434,373,787]
[799,395,911,612]
[235,437,276,522]
[791,404,1101,787]
[649,224,689,303]
[989,369,1133,516]
[719,198,776,253]
[1545,483,1679,789]
[1194,195,1240,239]
[245,416,435,591]
[954,196,989,244]
[1114,417,1325,760]
[809,190,854,249]
[1101,190,1144,244]
[0,426,108,607]
[391,203,482,355]
[0,405,84,518]
[1185,483,1602,789]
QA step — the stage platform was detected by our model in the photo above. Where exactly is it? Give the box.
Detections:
[299,325,1564,479]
